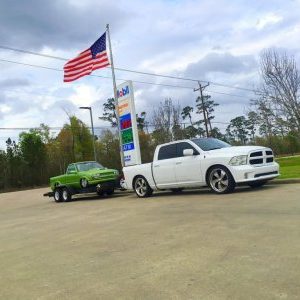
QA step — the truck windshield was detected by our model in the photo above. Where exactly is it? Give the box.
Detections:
[76,162,104,172]
[192,138,231,151]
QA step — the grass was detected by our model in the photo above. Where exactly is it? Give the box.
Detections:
[276,155,300,179]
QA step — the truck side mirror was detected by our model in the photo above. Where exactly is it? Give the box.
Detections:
[183,149,194,156]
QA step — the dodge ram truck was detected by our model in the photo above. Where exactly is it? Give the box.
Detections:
[45,161,119,202]
[123,138,280,197]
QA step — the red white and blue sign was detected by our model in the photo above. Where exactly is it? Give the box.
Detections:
[117,81,141,166]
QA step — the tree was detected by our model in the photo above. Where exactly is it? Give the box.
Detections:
[152,98,182,144]
[247,111,259,141]
[181,106,193,126]
[19,131,47,185]
[99,98,117,127]
[5,138,24,188]
[258,48,300,131]
[226,116,249,144]
[196,94,219,135]
[97,130,121,170]
[136,112,147,131]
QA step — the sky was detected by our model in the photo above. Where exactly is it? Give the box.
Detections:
[1,0,300,148]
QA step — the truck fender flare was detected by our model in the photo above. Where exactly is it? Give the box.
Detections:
[54,182,64,188]
[205,164,235,185]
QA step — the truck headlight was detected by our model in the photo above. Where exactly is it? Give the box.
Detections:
[229,155,247,166]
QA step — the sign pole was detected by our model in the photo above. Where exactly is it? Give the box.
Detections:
[106,24,124,167]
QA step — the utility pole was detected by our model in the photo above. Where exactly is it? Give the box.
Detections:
[194,81,210,137]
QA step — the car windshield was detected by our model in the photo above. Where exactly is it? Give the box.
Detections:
[76,162,104,172]
[192,138,231,151]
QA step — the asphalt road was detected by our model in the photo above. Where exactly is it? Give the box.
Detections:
[1,184,300,300]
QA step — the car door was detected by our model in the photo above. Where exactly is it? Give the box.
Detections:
[174,142,203,187]
[152,144,178,188]
[65,164,78,186]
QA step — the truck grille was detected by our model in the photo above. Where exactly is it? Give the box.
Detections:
[249,150,274,166]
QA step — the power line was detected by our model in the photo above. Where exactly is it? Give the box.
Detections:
[0,121,230,131]
[0,45,257,93]
[0,58,249,99]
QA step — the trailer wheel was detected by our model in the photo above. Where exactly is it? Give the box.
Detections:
[53,188,62,203]
[133,176,153,198]
[61,187,72,202]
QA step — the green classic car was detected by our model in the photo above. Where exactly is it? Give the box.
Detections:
[47,161,119,202]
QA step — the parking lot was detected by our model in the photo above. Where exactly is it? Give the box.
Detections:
[1,184,300,299]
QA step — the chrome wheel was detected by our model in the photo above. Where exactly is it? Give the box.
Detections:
[62,190,68,201]
[134,177,147,197]
[54,190,60,202]
[80,178,88,188]
[209,168,229,193]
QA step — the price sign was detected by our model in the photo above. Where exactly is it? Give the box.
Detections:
[117,81,141,166]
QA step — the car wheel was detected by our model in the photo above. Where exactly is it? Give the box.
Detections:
[53,188,62,203]
[61,187,72,202]
[171,188,183,193]
[133,176,153,198]
[248,180,267,188]
[80,178,88,188]
[208,166,235,194]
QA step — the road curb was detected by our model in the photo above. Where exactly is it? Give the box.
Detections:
[271,179,300,185]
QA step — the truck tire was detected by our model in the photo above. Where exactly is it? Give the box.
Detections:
[53,188,62,203]
[61,187,72,202]
[106,188,115,196]
[80,178,88,188]
[248,180,267,188]
[133,176,153,198]
[208,166,235,194]
[97,190,104,196]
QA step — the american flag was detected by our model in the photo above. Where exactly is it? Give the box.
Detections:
[64,32,109,82]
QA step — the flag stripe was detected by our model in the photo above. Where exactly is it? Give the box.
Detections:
[65,51,107,69]
[64,32,109,82]
[64,61,109,82]
[64,57,109,77]
[64,50,90,67]
[64,52,108,72]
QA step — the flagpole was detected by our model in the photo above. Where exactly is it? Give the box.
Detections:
[106,24,124,167]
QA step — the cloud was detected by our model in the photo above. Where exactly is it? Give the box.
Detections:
[0,0,128,50]
[184,52,257,79]
[0,78,30,88]
[256,12,283,30]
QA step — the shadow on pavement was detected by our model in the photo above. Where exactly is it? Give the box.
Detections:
[150,184,279,198]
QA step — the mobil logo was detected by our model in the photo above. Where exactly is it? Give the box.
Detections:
[117,85,129,98]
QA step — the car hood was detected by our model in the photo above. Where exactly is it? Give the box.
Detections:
[205,146,268,156]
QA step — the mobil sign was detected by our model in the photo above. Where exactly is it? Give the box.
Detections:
[117,81,141,166]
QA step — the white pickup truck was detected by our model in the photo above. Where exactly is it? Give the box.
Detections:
[123,138,280,197]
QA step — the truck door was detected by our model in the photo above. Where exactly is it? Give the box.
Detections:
[152,144,178,188]
[174,142,203,186]
[65,164,78,186]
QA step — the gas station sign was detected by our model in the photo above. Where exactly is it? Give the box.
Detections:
[117,81,141,166]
